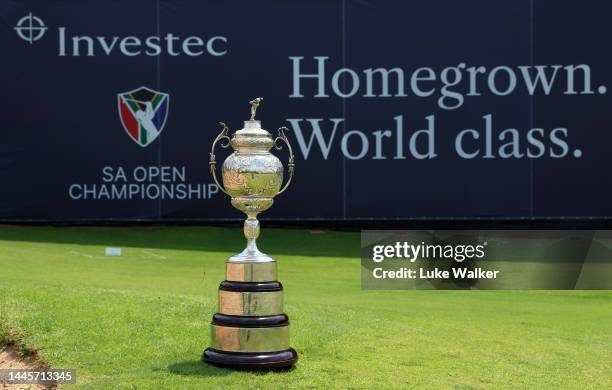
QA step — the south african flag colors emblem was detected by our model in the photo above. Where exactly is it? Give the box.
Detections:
[117,86,169,147]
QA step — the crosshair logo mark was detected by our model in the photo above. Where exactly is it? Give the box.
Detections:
[14,13,47,44]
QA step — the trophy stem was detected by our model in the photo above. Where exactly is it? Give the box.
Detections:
[226,211,275,263]
[244,213,260,253]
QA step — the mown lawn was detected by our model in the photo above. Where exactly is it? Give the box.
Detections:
[0,226,610,389]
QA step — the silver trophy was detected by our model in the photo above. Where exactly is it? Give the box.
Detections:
[203,98,298,369]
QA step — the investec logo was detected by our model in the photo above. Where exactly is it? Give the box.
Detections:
[14,13,227,57]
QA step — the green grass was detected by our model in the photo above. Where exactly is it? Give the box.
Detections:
[0,226,610,389]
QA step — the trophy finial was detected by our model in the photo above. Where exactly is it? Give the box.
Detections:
[249,97,263,121]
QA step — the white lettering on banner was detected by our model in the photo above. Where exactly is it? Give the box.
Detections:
[57,27,226,57]
[287,57,600,161]
[69,166,219,200]
[286,114,573,161]
[68,183,218,200]
[289,57,596,108]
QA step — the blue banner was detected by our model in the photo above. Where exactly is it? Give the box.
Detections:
[1,1,611,221]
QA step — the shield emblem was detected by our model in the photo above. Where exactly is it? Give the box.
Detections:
[117,86,169,147]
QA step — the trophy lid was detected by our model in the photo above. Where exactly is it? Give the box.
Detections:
[236,119,271,136]
[230,98,274,151]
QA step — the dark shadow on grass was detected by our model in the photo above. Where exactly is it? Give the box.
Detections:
[166,360,232,377]
[0,225,359,258]
[166,360,297,377]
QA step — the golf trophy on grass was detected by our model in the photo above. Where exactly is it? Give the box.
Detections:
[203,98,298,368]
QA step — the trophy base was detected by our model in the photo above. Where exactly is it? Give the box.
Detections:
[202,348,298,369]
[204,260,298,370]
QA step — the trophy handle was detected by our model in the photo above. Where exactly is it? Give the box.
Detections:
[274,126,295,195]
[209,122,231,195]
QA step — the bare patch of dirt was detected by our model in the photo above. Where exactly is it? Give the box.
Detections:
[0,346,54,390]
